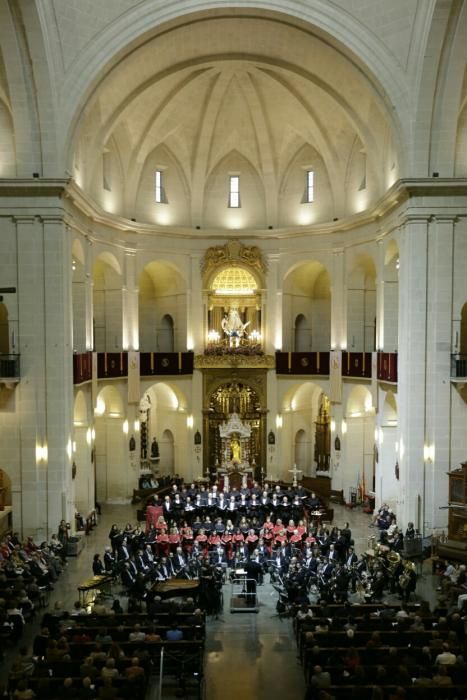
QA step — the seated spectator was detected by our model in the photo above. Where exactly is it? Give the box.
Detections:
[310,665,331,691]
[435,642,457,666]
[144,625,161,642]
[80,656,98,680]
[432,664,453,686]
[13,680,35,700]
[107,642,125,662]
[101,658,119,681]
[128,623,146,642]
[124,657,145,680]
[95,628,113,643]
[165,621,183,641]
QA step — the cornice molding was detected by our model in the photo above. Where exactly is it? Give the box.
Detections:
[1,178,466,240]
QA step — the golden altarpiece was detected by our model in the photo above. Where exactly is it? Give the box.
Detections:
[197,242,272,481]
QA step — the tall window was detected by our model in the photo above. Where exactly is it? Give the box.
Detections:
[103,151,111,191]
[229,175,240,208]
[154,170,163,203]
[305,170,314,203]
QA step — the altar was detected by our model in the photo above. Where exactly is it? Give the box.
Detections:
[216,412,254,488]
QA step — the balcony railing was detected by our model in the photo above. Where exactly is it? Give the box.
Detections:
[451,354,467,378]
[73,352,93,384]
[341,352,372,378]
[275,351,330,375]
[0,354,20,380]
[72,351,195,383]
[377,352,398,382]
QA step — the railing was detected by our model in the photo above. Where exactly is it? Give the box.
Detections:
[377,352,398,382]
[72,351,195,383]
[140,352,194,376]
[451,354,467,378]
[0,354,20,379]
[73,351,92,384]
[275,351,330,375]
[341,352,372,378]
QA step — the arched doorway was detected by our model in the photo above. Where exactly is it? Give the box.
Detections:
[158,314,174,352]
[160,429,175,475]
[294,429,307,471]
[294,314,311,351]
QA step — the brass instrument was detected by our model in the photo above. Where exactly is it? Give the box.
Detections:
[398,572,411,589]
[387,550,401,573]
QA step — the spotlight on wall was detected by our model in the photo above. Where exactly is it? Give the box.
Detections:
[187,415,194,429]
[276,414,283,429]
[123,419,129,435]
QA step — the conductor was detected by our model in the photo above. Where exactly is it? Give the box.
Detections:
[245,559,262,606]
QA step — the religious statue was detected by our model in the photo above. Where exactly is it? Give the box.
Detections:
[231,438,241,462]
[151,438,159,459]
[221,307,250,347]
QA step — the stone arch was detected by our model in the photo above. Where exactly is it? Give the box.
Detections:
[93,253,123,351]
[73,390,88,425]
[95,385,124,417]
[61,4,408,178]
[346,385,373,416]
[346,252,376,352]
[160,429,175,476]
[283,260,331,351]
[138,261,186,351]
[382,391,398,426]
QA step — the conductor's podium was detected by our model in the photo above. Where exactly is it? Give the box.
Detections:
[77,575,113,605]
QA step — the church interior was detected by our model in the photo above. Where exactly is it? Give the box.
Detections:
[1,1,467,698]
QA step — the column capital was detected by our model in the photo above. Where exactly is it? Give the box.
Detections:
[433,215,459,224]
[38,214,66,225]
[13,215,37,224]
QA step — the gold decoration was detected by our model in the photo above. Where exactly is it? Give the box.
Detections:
[202,240,267,275]
[195,354,275,369]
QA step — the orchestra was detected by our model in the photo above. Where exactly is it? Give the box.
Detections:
[98,480,419,611]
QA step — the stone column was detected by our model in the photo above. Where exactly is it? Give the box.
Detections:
[122,250,139,350]
[424,216,456,532]
[397,216,429,531]
[375,237,385,350]
[16,215,47,538]
[190,253,203,353]
[265,254,281,353]
[84,238,94,350]
[16,214,74,538]
[331,248,345,349]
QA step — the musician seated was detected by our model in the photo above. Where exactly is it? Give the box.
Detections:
[308,491,321,509]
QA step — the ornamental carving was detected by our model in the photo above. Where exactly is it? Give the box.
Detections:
[202,239,267,275]
[195,354,275,369]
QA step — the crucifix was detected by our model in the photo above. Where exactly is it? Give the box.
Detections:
[289,463,303,488]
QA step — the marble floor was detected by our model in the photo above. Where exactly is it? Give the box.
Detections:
[1,502,441,699]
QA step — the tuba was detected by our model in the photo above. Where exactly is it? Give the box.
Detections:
[387,550,401,574]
